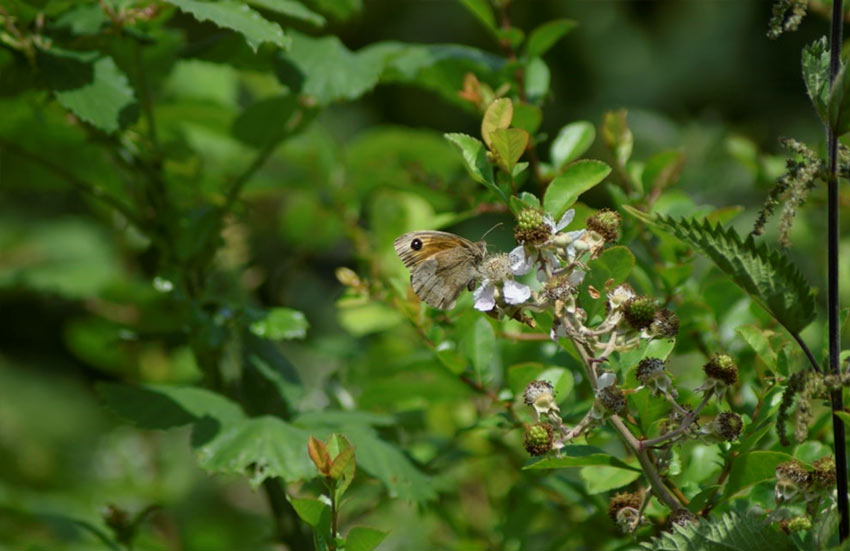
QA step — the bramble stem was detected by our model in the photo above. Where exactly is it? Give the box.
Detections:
[639,391,712,449]
[827,0,849,540]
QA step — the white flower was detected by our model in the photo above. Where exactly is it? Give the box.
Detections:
[473,280,496,311]
[597,372,616,390]
[607,283,635,311]
[503,279,531,304]
[509,245,534,276]
[544,209,575,233]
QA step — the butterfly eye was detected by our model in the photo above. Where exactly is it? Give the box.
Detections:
[411,238,423,250]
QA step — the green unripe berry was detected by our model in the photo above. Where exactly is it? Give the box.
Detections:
[703,354,738,386]
[514,208,551,244]
[523,423,554,456]
[586,208,621,242]
[623,296,657,330]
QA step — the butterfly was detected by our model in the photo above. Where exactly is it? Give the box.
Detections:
[394,231,487,310]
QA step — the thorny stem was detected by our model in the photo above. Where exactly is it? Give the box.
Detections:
[568,326,682,510]
[827,0,849,540]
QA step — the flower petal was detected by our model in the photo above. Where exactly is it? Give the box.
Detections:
[555,209,575,232]
[503,280,531,304]
[509,245,534,275]
[597,372,616,389]
[567,269,585,286]
[473,280,496,311]
[543,213,556,232]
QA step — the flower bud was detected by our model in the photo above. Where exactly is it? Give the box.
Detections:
[523,423,554,456]
[586,209,621,242]
[779,516,812,534]
[623,296,657,330]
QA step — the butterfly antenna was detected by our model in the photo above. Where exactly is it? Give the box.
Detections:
[480,222,503,242]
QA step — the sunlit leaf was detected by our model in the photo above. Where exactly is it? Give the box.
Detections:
[543,160,611,219]
[550,121,595,171]
[166,0,290,52]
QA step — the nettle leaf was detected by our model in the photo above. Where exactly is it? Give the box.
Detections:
[166,0,290,52]
[489,128,529,173]
[550,121,595,171]
[195,415,315,486]
[829,59,850,136]
[36,47,136,134]
[250,307,309,340]
[641,512,797,551]
[630,210,816,335]
[279,32,385,104]
[542,160,611,219]
[802,36,829,121]
[524,18,577,58]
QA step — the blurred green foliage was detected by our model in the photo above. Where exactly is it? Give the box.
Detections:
[1,0,849,550]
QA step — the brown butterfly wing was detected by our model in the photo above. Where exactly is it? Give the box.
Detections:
[394,231,486,310]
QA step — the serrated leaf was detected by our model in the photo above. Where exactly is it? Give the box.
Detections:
[637,212,816,335]
[723,450,794,501]
[830,60,850,136]
[524,445,640,471]
[641,512,797,551]
[166,0,290,52]
[280,32,385,104]
[37,47,136,134]
[346,526,388,551]
[802,36,829,121]
[736,325,777,368]
[550,121,595,171]
[444,133,503,200]
[542,160,611,219]
[246,0,325,26]
[524,18,577,58]
[250,307,309,340]
[195,415,316,486]
[489,127,528,173]
[481,98,513,149]
[509,191,542,214]
[97,383,245,429]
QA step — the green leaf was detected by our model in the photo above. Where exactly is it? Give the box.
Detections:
[444,133,502,200]
[802,37,829,121]
[489,127,529,173]
[463,317,497,382]
[481,97,513,148]
[641,150,684,193]
[507,363,573,403]
[579,246,635,320]
[232,95,301,149]
[630,212,816,334]
[524,19,577,58]
[337,301,403,336]
[457,0,497,34]
[242,333,304,416]
[550,121,595,171]
[524,57,550,102]
[97,383,245,429]
[835,411,850,429]
[195,415,316,486]
[53,3,109,35]
[280,32,385,104]
[736,325,777,368]
[36,47,136,134]
[291,497,329,527]
[250,307,309,340]
[543,160,611,220]
[246,0,326,26]
[829,60,850,136]
[524,445,640,471]
[509,191,542,214]
[580,465,641,494]
[723,450,794,501]
[165,0,290,52]
[346,526,388,551]
[641,512,797,551]
[512,102,543,134]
